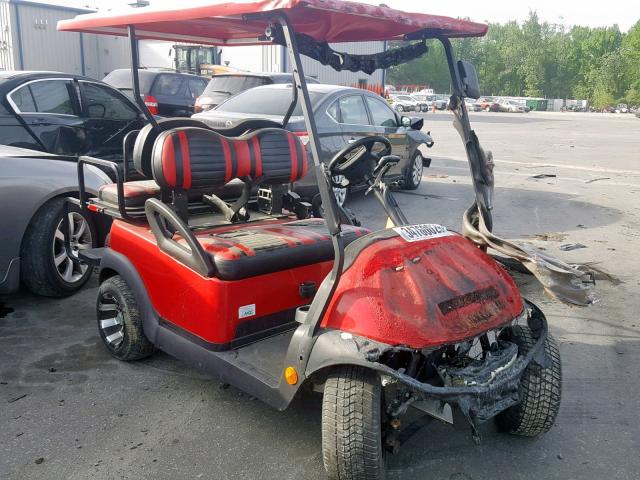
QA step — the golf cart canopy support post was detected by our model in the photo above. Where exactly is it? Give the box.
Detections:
[128,25,159,130]
[127,25,158,130]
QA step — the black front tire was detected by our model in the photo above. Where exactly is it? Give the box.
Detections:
[21,198,96,297]
[322,366,385,480]
[97,275,156,361]
[496,325,562,436]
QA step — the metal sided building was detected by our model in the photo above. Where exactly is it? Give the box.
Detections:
[0,0,95,73]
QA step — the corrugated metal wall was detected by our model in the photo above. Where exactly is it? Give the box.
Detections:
[12,2,84,74]
[0,1,15,70]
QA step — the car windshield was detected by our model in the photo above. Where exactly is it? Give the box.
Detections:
[215,88,323,116]
[203,76,270,96]
[412,95,426,101]
[396,95,413,101]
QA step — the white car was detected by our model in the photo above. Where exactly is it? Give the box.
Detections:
[499,99,526,113]
[391,94,421,112]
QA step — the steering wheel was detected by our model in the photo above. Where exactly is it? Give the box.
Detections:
[328,136,392,177]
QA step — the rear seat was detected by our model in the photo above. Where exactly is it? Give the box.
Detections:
[150,126,368,279]
[98,180,159,208]
[95,119,218,216]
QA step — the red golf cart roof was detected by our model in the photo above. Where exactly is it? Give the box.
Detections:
[57,0,487,45]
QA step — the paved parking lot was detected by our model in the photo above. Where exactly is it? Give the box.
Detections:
[1,111,639,480]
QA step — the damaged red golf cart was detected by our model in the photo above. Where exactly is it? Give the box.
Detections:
[59,2,593,478]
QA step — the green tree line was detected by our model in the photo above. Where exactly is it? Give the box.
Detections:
[387,12,640,108]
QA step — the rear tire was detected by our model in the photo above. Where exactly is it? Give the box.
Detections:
[97,275,156,361]
[21,198,96,297]
[322,366,385,480]
[395,105,404,112]
[496,325,561,436]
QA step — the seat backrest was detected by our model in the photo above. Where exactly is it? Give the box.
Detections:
[132,118,213,178]
[150,126,307,191]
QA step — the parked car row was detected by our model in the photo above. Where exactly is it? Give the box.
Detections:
[389,93,448,112]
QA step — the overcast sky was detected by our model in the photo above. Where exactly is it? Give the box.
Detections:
[59,0,640,32]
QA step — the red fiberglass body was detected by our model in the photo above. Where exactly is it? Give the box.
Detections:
[107,218,340,346]
[322,230,523,349]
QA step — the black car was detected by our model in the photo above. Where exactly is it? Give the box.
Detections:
[0,71,145,160]
[103,69,209,117]
[194,72,320,113]
[193,84,433,205]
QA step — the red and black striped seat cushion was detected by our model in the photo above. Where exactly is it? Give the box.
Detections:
[151,127,308,191]
[179,218,369,280]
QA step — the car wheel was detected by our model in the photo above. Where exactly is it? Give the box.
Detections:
[311,177,349,218]
[332,175,348,207]
[21,198,96,297]
[402,152,424,190]
[396,105,404,112]
[484,106,491,112]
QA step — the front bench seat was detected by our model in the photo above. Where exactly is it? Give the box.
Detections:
[185,219,368,280]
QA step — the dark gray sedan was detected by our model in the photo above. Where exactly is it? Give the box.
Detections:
[193,84,433,206]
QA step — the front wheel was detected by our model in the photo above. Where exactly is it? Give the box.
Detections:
[322,366,385,480]
[21,198,96,297]
[395,105,404,112]
[402,152,424,190]
[496,325,562,436]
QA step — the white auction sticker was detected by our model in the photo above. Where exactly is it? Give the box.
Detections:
[238,304,256,319]
[393,224,451,242]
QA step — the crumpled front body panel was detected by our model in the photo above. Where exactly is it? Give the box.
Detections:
[321,232,523,348]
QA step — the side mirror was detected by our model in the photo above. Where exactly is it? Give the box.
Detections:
[457,60,481,99]
[409,117,423,130]
[400,116,423,130]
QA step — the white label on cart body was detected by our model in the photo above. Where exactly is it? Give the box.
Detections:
[238,304,256,319]
[393,224,451,242]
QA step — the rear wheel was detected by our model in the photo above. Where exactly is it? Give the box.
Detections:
[496,325,561,436]
[97,275,156,361]
[395,105,404,113]
[322,366,385,480]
